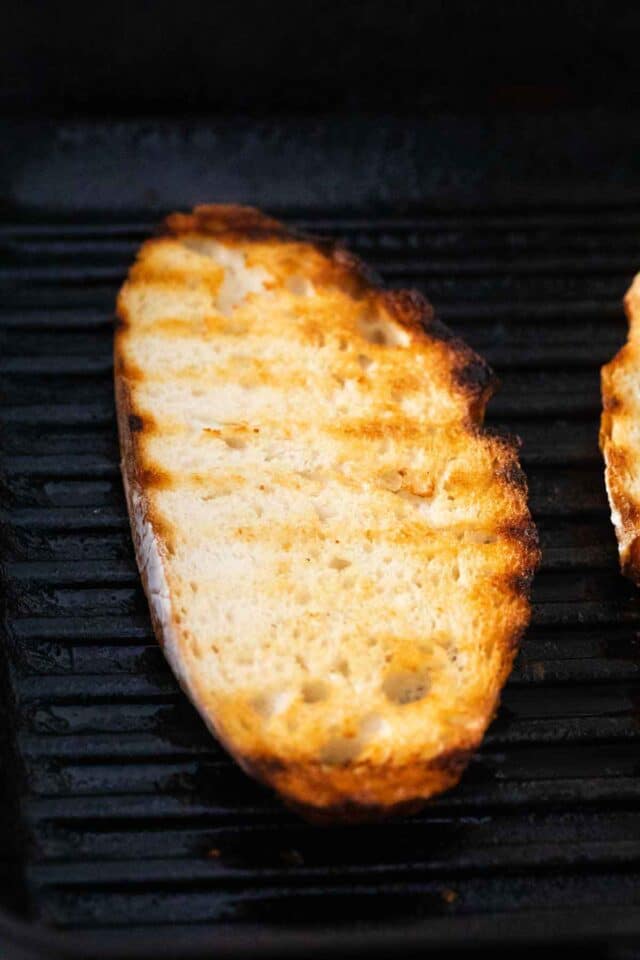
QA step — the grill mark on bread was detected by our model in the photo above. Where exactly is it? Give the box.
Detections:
[116,204,538,821]
[137,466,173,491]
[151,513,532,570]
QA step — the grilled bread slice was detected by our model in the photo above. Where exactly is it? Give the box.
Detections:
[115,205,538,821]
[601,273,640,581]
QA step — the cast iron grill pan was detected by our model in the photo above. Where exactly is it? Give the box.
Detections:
[2,206,640,956]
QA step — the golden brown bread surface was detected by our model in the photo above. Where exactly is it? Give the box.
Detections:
[115,204,539,821]
[601,273,640,582]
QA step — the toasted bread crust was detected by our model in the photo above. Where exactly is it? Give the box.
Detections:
[115,205,539,821]
[601,275,640,582]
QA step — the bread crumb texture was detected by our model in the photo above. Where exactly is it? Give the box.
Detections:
[115,205,538,820]
[601,272,640,583]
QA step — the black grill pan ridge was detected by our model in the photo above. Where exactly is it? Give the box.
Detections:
[3,201,640,958]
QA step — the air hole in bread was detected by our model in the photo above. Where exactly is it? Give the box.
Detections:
[252,689,293,719]
[301,679,330,704]
[359,712,390,741]
[379,469,403,492]
[286,274,315,297]
[319,713,387,766]
[397,490,435,520]
[357,313,410,348]
[329,556,351,571]
[467,531,498,545]
[223,435,246,450]
[319,734,362,765]
[181,239,270,316]
[333,657,350,678]
[383,669,430,705]
[357,353,373,371]
[314,501,334,521]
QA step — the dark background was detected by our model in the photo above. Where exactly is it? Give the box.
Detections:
[3,0,640,116]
